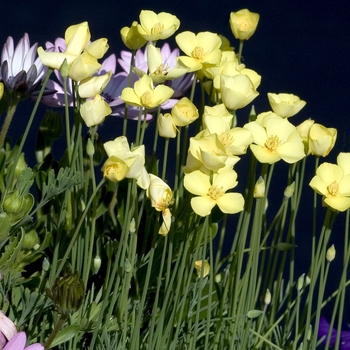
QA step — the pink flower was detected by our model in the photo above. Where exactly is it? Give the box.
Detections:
[0,311,17,348]
[3,332,43,350]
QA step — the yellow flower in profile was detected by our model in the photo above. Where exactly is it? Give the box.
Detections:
[202,104,234,130]
[184,168,244,217]
[309,162,350,212]
[220,74,259,111]
[102,156,131,182]
[171,97,199,127]
[296,119,315,155]
[78,71,112,98]
[137,10,180,42]
[267,93,306,118]
[121,74,174,109]
[120,21,147,50]
[38,22,108,81]
[244,116,305,164]
[80,94,112,127]
[175,31,222,72]
[308,123,337,157]
[0,82,4,100]
[157,113,177,138]
[146,44,189,84]
[104,136,150,189]
[146,174,174,235]
[229,9,260,40]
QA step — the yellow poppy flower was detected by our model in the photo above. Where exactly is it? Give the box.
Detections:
[184,168,244,217]
[309,162,350,212]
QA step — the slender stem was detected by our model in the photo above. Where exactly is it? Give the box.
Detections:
[0,99,18,149]
[44,313,68,349]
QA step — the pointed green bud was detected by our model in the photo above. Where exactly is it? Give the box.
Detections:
[86,138,95,157]
[284,181,295,199]
[129,218,136,233]
[296,273,305,291]
[264,289,271,305]
[249,105,257,121]
[42,257,50,271]
[326,244,336,262]
[254,176,265,198]
[14,153,27,179]
[92,255,101,274]
[60,58,69,79]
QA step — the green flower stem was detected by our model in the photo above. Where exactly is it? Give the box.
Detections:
[6,68,53,189]
[0,99,18,150]
[161,138,169,180]
[139,108,148,145]
[123,49,136,136]
[54,178,105,280]
[189,72,197,102]
[62,76,72,163]
[135,107,143,146]
[238,40,244,64]
[44,313,68,349]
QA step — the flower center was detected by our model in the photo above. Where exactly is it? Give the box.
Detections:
[265,135,280,151]
[207,185,225,200]
[219,132,234,146]
[158,190,173,211]
[140,91,152,106]
[151,23,164,34]
[153,63,170,76]
[191,46,205,60]
[239,21,250,31]
[327,181,339,196]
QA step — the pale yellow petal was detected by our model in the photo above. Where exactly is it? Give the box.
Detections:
[250,144,281,164]
[175,31,197,56]
[324,197,350,212]
[216,193,244,214]
[184,170,211,196]
[191,196,216,217]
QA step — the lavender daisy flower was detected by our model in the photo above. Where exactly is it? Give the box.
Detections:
[3,332,43,350]
[118,42,194,100]
[318,316,350,349]
[0,33,49,100]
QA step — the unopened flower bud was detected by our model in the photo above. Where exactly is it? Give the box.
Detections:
[14,153,27,179]
[326,244,336,262]
[60,59,69,79]
[0,82,4,100]
[46,270,85,315]
[92,255,101,274]
[23,229,39,250]
[129,218,136,233]
[296,273,305,291]
[194,260,210,278]
[284,182,295,199]
[264,289,271,305]
[86,138,95,157]
[249,105,257,121]
[253,176,265,198]
[42,257,50,271]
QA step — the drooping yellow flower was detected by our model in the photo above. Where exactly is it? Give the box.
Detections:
[80,94,112,127]
[120,21,147,50]
[267,93,306,118]
[308,123,337,157]
[103,136,150,189]
[146,174,174,235]
[184,168,244,217]
[309,162,350,212]
[194,260,210,278]
[137,10,180,42]
[120,74,174,109]
[229,9,260,41]
[171,97,199,127]
[244,116,305,164]
[220,73,259,110]
[175,31,222,72]
[102,156,131,182]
